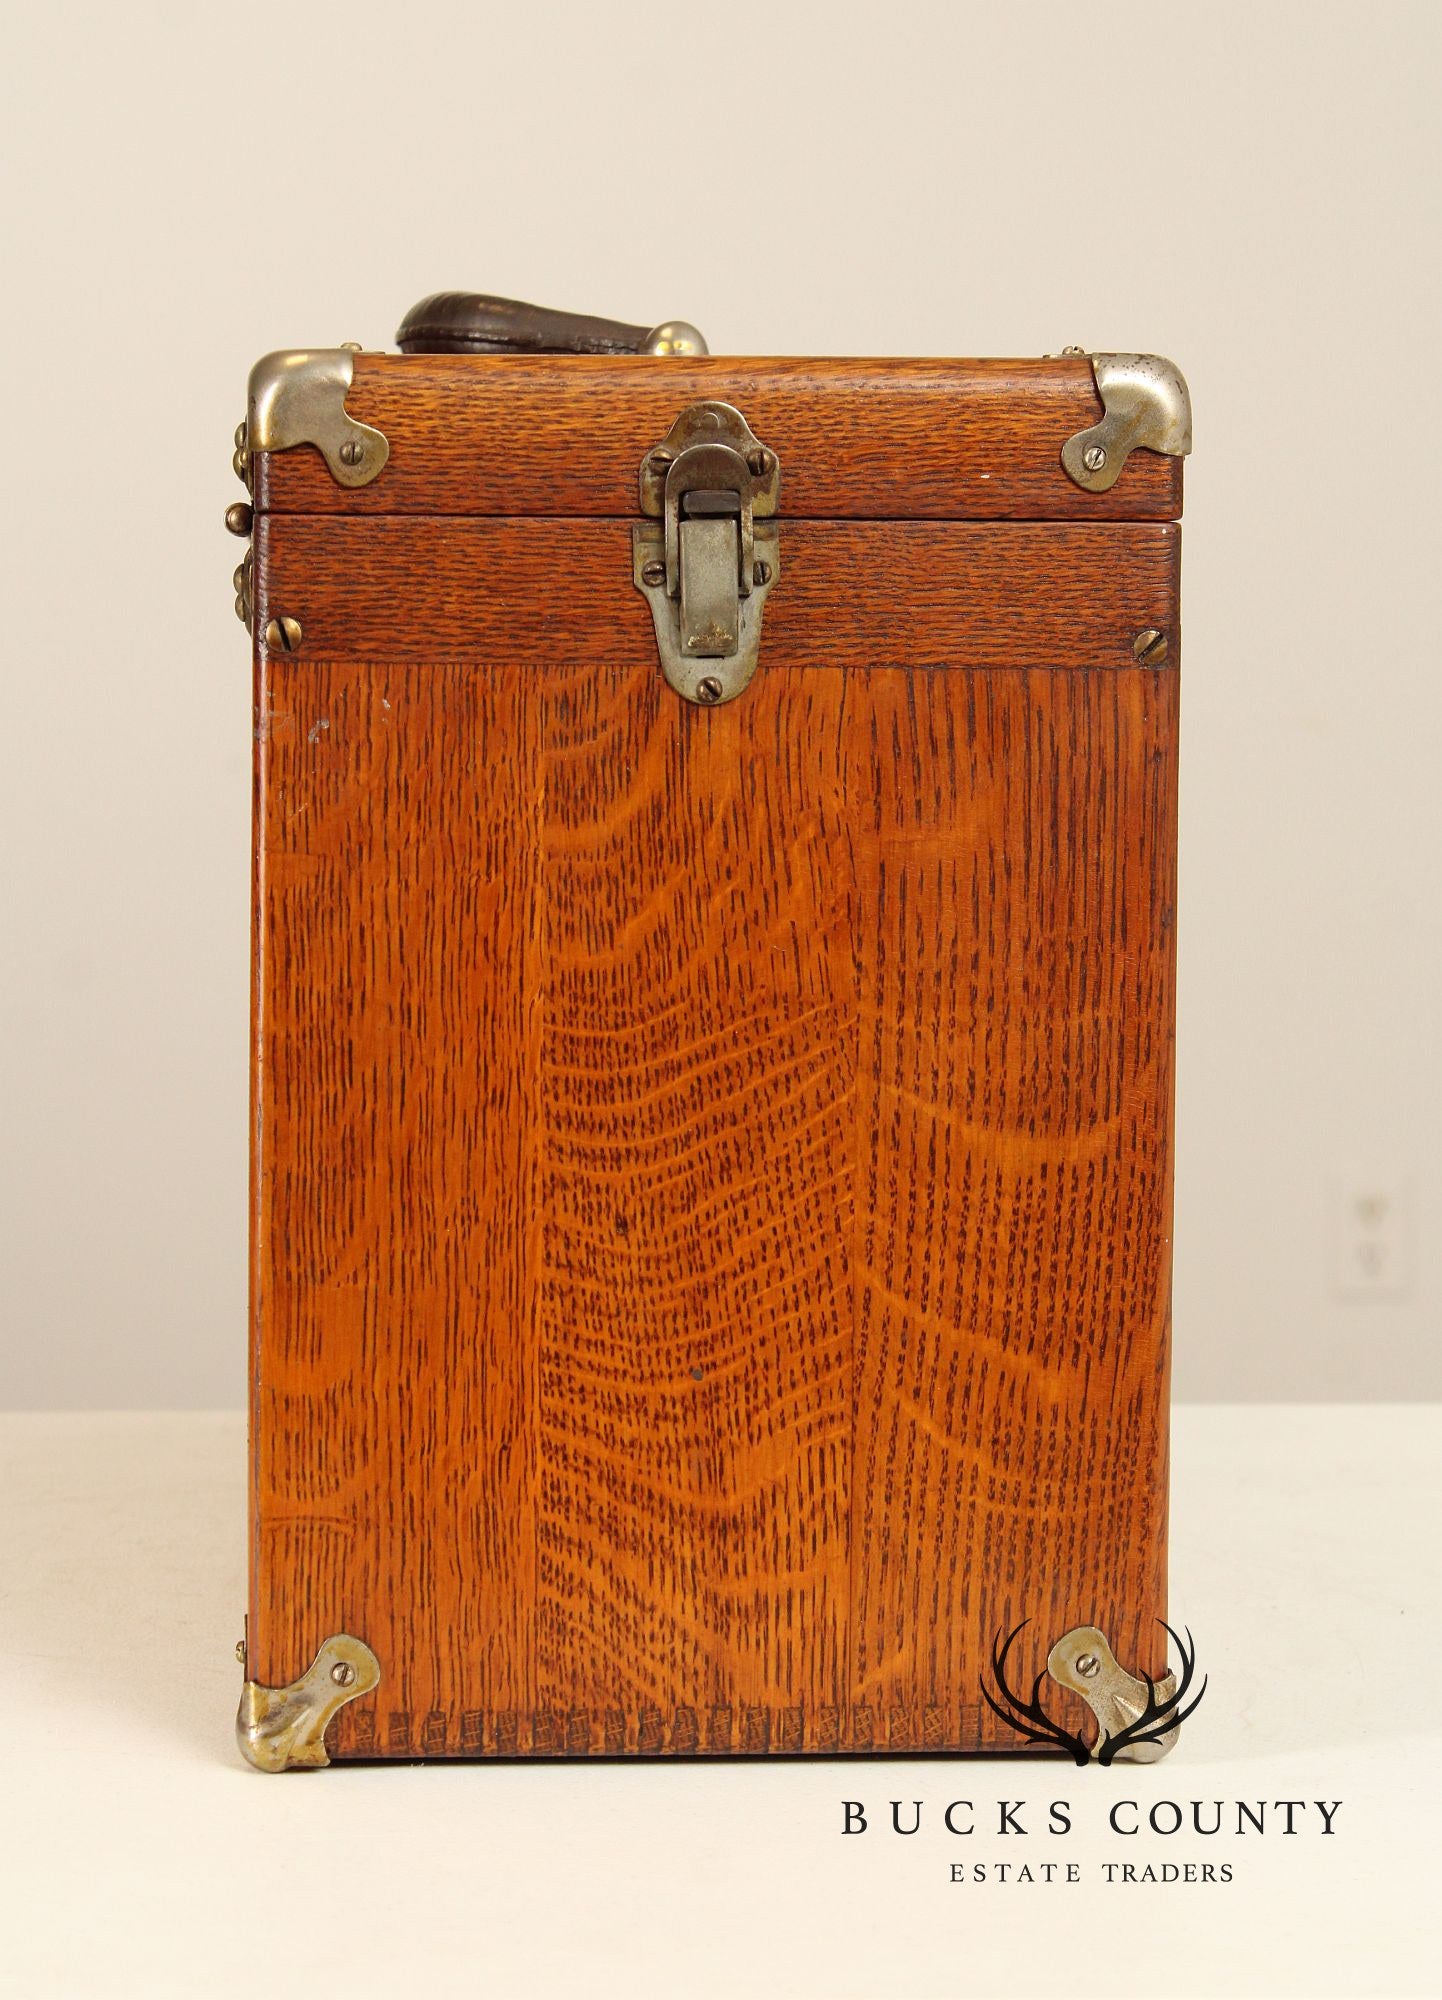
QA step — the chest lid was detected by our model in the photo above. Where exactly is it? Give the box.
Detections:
[242,291,1189,525]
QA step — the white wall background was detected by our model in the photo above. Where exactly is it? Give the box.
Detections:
[2,0,1437,1407]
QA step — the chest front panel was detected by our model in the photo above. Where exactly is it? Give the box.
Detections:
[249,506,1177,1757]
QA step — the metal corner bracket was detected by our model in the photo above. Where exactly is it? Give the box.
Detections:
[632,399,780,707]
[1061,353,1192,493]
[245,349,390,489]
[1047,1625,1180,1763]
[236,1633,380,1773]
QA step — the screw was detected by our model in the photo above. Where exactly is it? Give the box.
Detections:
[650,449,674,472]
[752,559,771,586]
[1082,444,1107,473]
[338,439,364,467]
[747,449,769,477]
[696,676,724,704]
[330,1660,357,1687]
[1075,1652,1101,1679]
[1133,627,1168,665]
[225,501,253,537]
[641,559,665,587]
[265,615,303,653]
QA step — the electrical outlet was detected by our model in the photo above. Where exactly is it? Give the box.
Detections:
[1329,1175,1412,1299]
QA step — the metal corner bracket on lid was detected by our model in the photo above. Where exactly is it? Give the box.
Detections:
[244,348,390,489]
[1061,353,1192,493]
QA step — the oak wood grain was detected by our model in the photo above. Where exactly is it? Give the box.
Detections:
[250,504,1178,1754]
[254,355,1183,523]
[253,517,1178,676]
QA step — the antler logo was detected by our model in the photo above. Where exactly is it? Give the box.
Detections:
[980,1620,1206,1764]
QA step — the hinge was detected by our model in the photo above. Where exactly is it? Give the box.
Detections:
[632,400,780,706]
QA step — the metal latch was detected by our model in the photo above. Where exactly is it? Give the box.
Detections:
[633,401,780,705]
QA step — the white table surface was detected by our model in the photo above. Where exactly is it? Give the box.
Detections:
[2,1405,1438,1999]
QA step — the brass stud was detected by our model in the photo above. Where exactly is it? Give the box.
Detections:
[234,595,247,622]
[265,615,303,653]
[1133,627,1168,665]
[225,501,254,537]
[696,676,724,704]
[753,559,771,586]
[640,559,665,587]
[234,421,248,450]
[235,1639,247,1665]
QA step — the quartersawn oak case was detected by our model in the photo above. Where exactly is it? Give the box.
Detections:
[234,318,1186,1768]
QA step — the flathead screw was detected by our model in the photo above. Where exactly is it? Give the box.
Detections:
[330,1660,357,1687]
[746,448,769,477]
[1075,1653,1101,1679]
[641,559,665,587]
[1133,627,1168,665]
[650,449,674,473]
[752,559,771,586]
[696,676,724,704]
[338,439,364,467]
[1082,444,1107,473]
[265,615,303,653]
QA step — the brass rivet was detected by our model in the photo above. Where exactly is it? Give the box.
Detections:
[234,421,247,449]
[234,594,247,622]
[1082,444,1107,473]
[330,1660,357,1687]
[1075,1652,1101,1679]
[232,447,249,481]
[1133,627,1168,665]
[265,615,303,653]
[641,559,665,587]
[235,1639,247,1665]
[338,439,364,467]
[696,676,724,703]
[233,563,247,594]
[225,501,253,537]
[753,559,771,586]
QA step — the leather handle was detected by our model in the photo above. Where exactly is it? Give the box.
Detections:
[396,292,708,357]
